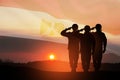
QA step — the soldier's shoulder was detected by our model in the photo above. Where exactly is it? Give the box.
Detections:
[101,32,106,35]
[91,32,96,34]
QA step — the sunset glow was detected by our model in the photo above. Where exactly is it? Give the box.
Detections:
[49,54,55,60]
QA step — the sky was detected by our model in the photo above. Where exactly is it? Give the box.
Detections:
[0,0,120,62]
[0,0,120,34]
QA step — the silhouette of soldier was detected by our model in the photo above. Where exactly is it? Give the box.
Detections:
[78,25,95,72]
[91,24,107,71]
[61,24,80,72]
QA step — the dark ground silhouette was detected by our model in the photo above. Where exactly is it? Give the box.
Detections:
[0,61,120,80]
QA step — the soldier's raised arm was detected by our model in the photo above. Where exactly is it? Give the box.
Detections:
[61,27,72,37]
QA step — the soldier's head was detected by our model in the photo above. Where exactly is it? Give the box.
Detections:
[72,24,78,31]
[95,24,102,31]
[84,25,90,32]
